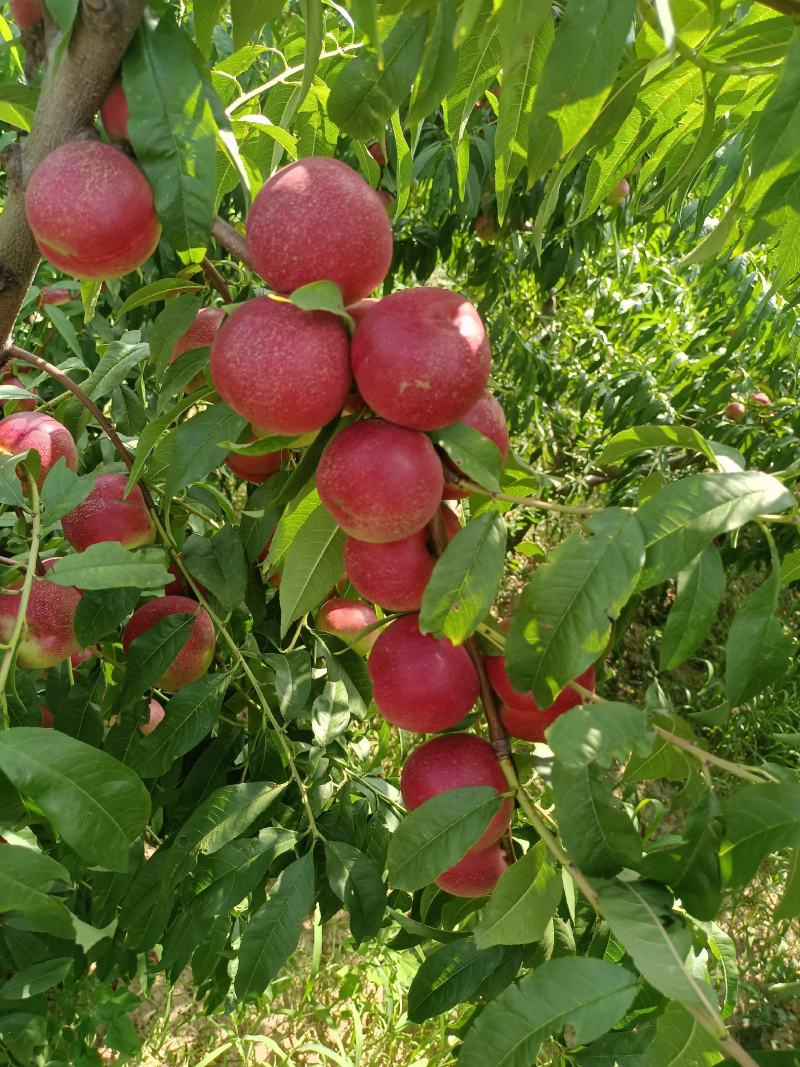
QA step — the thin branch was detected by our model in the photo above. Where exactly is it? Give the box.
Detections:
[201,256,232,303]
[0,475,40,729]
[211,217,252,270]
[225,43,363,115]
[654,727,775,784]
[454,479,606,514]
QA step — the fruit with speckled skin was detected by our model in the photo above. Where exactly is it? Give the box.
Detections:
[38,285,72,306]
[61,473,155,551]
[210,296,351,435]
[0,412,78,487]
[351,288,490,430]
[9,0,42,28]
[752,391,771,407]
[345,298,378,326]
[0,575,82,668]
[367,142,386,166]
[317,420,443,543]
[101,80,129,142]
[139,698,165,735]
[605,178,630,205]
[224,437,285,483]
[726,401,745,421]
[402,734,512,850]
[435,843,507,897]
[169,306,225,392]
[0,374,37,413]
[122,596,215,691]
[443,391,509,497]
[317,597,378,656]
[493,664,597,742]
[25,141,160,280]
[246,156,393,304]
[368,614,479,731]
[343,505,460,611]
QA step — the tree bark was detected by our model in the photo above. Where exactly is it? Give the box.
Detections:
[0,0,147,349]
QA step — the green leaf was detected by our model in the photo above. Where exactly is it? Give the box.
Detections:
[573,1026,657,1066]
[234,851,314,996]
[475,843,562,949]
[458,956,639,1067]
[506,509,645,706]
[406,1,457,125]
[117,277,204,318]
[661,546,726,671]
[73,587,140,647]
[0,453,24,506]
[527,0,636,185]
[287,282,352,326]
[328,13,428,140]
[419,511,506,645]
[725,566,793,706]
[623,710,694,783]
[546,702,655,769]
[432,423,504,493]
[0,957,72,999]
[183,526,247,610]
[79,338,150,402]
[194,0,225,57]
[443,24,500,197]
[774,849,800,921]
[636,472,794,590]
[0,845,75,938]
[44,0,77,34]
[748,31,800,206]
[0,729,150,872]
[597,424,716,469]
[552,762,642,877]
[324,840,386,944]
[279,504,345,637]
[47,545,170,591]
[388,787,503,891]
[780,549,800,585]
[719,782,800,886]
[124,21,217,260]
[149,293,205,384]
[645,1002,723,1067]
[39,460,94,524]
[231,0,281,49]
[124,675,229,779]
[118,612,197,705]
[407,939,506,1023]
[597,880,721,1017]
[163,403,248,501]
[390,110,412,217]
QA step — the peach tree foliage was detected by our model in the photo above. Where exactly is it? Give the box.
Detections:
[0,2,799,1066]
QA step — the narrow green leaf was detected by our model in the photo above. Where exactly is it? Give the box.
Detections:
[116,278,204,318]
[725,566,793,706]
[324,840,386,944]
[552,762,642,877]
[47,545,170,591]
[546,702,655,769]
[475,843,562,949]
[597,424,715,469]
[661,545,726,671]
[719,782,800,886]
[0,844,75,938]
[118,612,196,705]
[163,403,248,501]
[279,505,345,637]
[73,587,140,647]
[407,939,506,1023]
[0,956,73,999]
[431,423,503,493]
[40,461,95,524]
[183,526,247,610]
[774,849,800,921]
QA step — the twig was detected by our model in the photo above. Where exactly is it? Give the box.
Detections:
[0,474,40,729]
[225,43,363,114]
[686,1006,762,1067]
[455,479,605,514]
[211,217,252,270]
[201,257,232,304]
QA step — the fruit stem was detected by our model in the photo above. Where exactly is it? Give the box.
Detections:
[454,479,605,514]
[200,256,232,303]
[211,217,252,269]
[0,474,40,730]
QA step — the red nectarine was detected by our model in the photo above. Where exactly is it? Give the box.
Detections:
[0,374,37,414]
[0,412,78,487]
[0,574,81,668]
[139,698,165,735]
[605,178,630,205]
[122,595,215,691]
[9,0,42,29]
[494,665,597,742]
[100,80,129,143]
[169,306,225,392]
[61,473,155,552]
[317,597,378,655]
[317,420,444,543]
[351,288,491,430]
[246,156,393,304]
[435,843,507,897]
[224,440,285,484]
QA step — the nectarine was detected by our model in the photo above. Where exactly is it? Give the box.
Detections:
[246,156,393,304]
[351,288,491,430]
[443,390,509,496]
[9,0,42,29]
[402,733,512,850]
[210,296,351,435]
[317,420,444,543]
[100,80,129,143]
[605,178,630,205]
[0,574,81,668]
[493,664,597,742]
[0,411,78,487]
[435,843,507,897]
[61,473,155,551]
[122,595,215,691]
[169,306,225,392]
[368,614,479,732]
[25,140,160,279]
[139,698,165,735]
[0,374,37,414]
[317,597,378,655]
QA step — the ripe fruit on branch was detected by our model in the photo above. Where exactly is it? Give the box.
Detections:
[38,285,72,307]
[726,401,745,421]
[401,734,512,850]
[317,420,443,543]
[61,473,155,551]
[345,298,378,327]
[210,296,351,435]
[474,215,498,242]
[751,391,771,407]
[351,287,491,430]
[493,665,597,742]
[0,574,81,668]
[40,705,54,727]
[0,412,78,487]
[377,190,394,215]
[224,440,286,484]
[169,306,225,392]
[443,391,509,497]
[246,156,393,304]
[0,373,37,414]
[343,505,460,611]
[100,80,129,143]
[317,597,378,656]
[122,596,215,691]
[435,843,508,897]
[139,698,165,736]
[605,178,630,205]
[9,0,42,29]
[368,614,479,731]
[367,142,387,166]
[25,140,160,280]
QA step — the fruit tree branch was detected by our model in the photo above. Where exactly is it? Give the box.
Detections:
[0,0,147,349]
[211,217,252,270]
[0,474,40,730]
